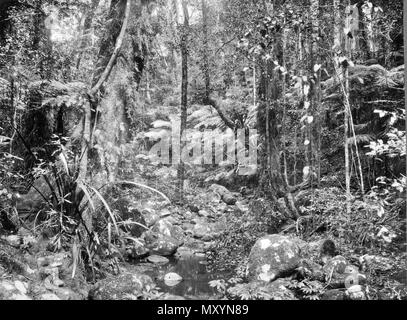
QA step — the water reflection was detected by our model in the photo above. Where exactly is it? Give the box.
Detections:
[143,255,230,299]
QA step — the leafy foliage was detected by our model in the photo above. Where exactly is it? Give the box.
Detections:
[208,197,285,272]
[298,187,404,250]
[287,279,324,300]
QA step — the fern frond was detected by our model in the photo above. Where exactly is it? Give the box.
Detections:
[347,134,374,145]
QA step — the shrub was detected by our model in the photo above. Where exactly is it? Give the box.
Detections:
[298,187,404,250]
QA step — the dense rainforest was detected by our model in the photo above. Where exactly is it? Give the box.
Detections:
[0,0,405,301]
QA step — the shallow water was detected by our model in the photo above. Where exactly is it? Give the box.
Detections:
[140,255,231,299]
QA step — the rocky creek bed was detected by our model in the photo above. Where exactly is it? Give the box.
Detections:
[1,184,406,300]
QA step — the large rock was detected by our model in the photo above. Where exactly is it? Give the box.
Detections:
[163,272,183,287]
[209,184,237,205]
[0,280,31,300]
[141,208,160,227]
[147,255,169,265]
[247,235,302,282]
[127,242,150,260]
[193,222,213,240]
[89,273,154,300]
[176,238,207,257]
[151,218,184,244]
[175,246,196,259]
[144,231,180,256]
[192,217,227,241]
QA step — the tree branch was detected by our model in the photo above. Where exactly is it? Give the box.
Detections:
[90,0,131,96]
[206,97,236,130]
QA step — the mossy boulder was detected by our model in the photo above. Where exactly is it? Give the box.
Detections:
[247,234,302,282]
[144,230,180,256]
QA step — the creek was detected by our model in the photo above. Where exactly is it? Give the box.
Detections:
[131,254,231,299]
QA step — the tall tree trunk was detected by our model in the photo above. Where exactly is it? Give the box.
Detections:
[257,1,299,219]
[201,0,210,102]
[32,1,53,79]
[311,0,321,186]
[404,0,407,201]
[177,0,189,203]
[91,0,130,95]
[253,59,256,108]
[333,0,342,50]
[77,0,130,231]
[282,19,289,185]
[344,63,351,214]
[362,3,375,59]
[9,77,16,154]
[145,71,152,104]
[343,0,351,214]
[200,0,235,131]
[357,1,370,61]
[332,0,351,213]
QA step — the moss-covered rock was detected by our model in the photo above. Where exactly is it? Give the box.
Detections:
[247,234,302,282]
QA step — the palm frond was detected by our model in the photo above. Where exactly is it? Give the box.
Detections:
[116,181,171,204]
[88,186,119,233]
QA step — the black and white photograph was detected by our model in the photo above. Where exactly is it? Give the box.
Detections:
[0,0,406,307]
